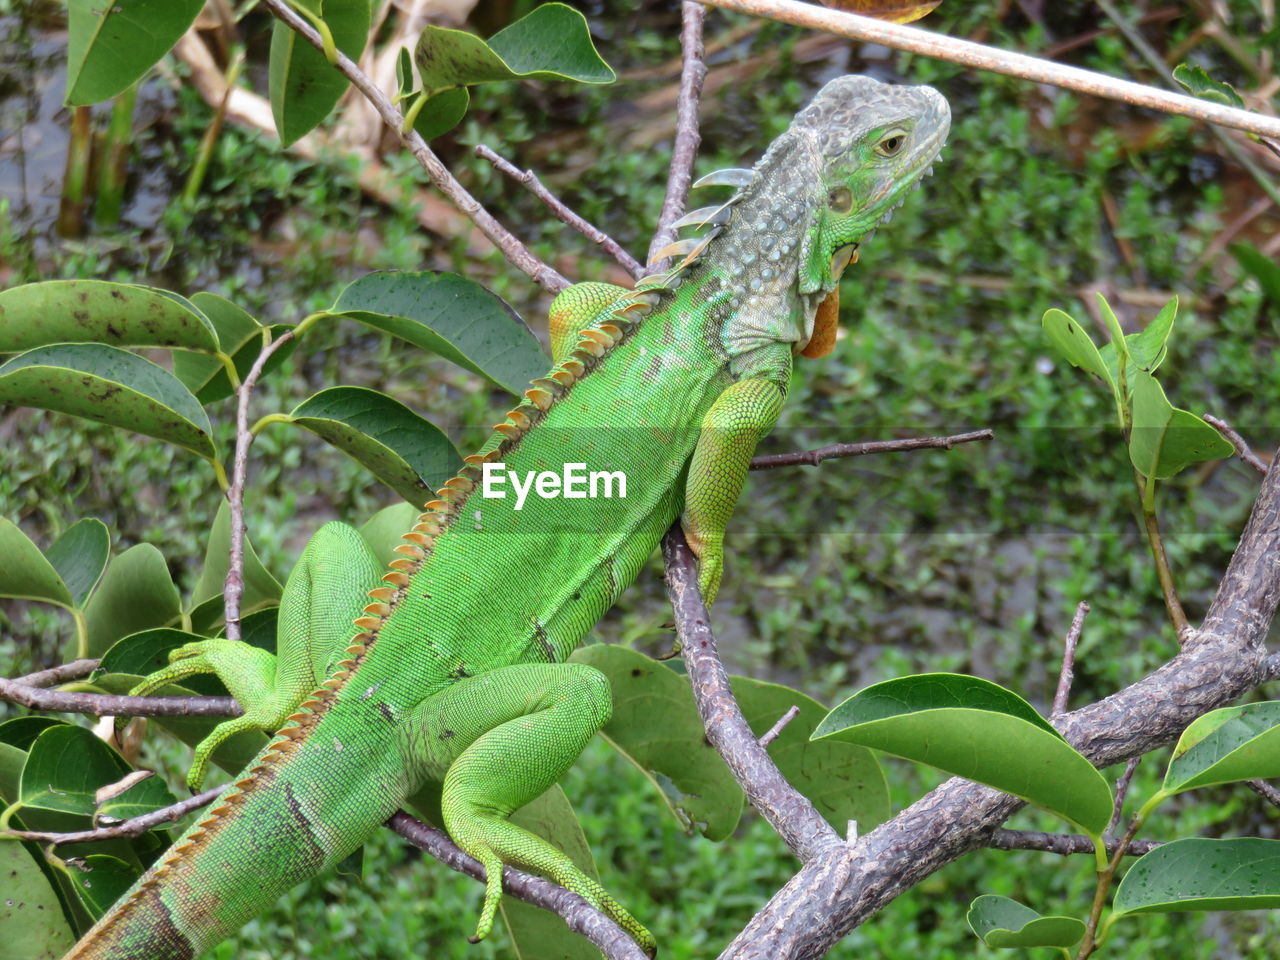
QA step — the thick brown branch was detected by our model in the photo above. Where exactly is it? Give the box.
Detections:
[717,434,1280,960]
[749,429,992,470]
[475,144,643,280]
[4,787,222,845]
[260,0,567,292]
[14,659,98,687]
[663,527,839,862]
[647,2,708,270]
[388,811,649,960]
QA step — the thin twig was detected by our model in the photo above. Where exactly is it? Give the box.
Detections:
[474,144,644,279]
[1052,601,1090,716]
[0,677,239,718]
[3,787,222,844]
[748,429,992,470]
[1107,757,1141,838]
[758,705,801,748]
[698,0,1280,140]
[663,527,839,862]
[988,828,1158,858]
[647,1,708,270]
[260,0,568,292]
[1245,779,1280,808]
[388,811,649,960]
[223,329,296,640]
[1139,482,1191,640]
[13,659,97,687]
[1204,413,1269,476]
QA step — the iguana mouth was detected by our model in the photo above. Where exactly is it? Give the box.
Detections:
[830,243,859,281]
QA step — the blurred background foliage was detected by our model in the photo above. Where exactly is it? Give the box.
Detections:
[1,0,1278,956]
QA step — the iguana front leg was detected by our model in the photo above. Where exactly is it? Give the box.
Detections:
[408,662,657,956]
[126,521,382,789]
[681,376,785,604]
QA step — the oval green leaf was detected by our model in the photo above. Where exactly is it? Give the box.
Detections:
[0,717,63,752]
[0,280,218,353]
[1113,838,1280,916]
[171,294,297,404]
[1128,371,1233,479]
[45,518,110,608]
[0,344,216,459]
[82,544,182,657]
[1125,296,1177,373]
[0,518,73,608]
[414,3,613,93]
[730,675,890,832]
[65,0,204,105]
[570,645,744,840]
[328,271,546,395]
[966,895,1085,948]
[1164,701,1280,794]
[413,87,470,141]
[813,673,1113,835]
[268,0,371,146]
[64,854,138,920]
[190,502,283,628]
[1042,308,1115,394]
[286,386,463,503]
[1173,64,1246,110]
[0,840,75,958]
[359,502,420,569]
[18,725,131,819]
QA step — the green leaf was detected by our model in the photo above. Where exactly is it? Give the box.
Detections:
[1230,243,1280,308]
[569,645,744,840]
[65,0,204,105]
[328,271,546,395]
[0,344,216,459]
[395,46,414,98]
[1173,63,1246,110]
[1128,371,1233,479]
[0,717,62,752]
[359,502,420,569]
[1113,838,1280,916]
[96,772,177,823]
[63,854,138,920]
[0,840,75,958]
[285,386,463,503]
[18,725,131,820]
[191,501,283,617]
[1164,701,1280,794]
[500,786,600,960]
[45,519,110,608]
[730,676,890,832]
[967,895,1085,948]
[171,294,297,405]
[1125,296,1177,373]
[413,87,470,141]
[1094,293,1129,363]
[0,518,73,608]
[268,0,371,146]
[414,3,613,93]
[813,673,1113,835]
[1042,308,1115,393]
[82,544,182,657]
[0,280,219,353]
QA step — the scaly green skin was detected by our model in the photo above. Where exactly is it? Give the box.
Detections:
[64,75,949,960]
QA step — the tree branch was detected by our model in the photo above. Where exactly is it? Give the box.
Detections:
[3,787,222,845]
[388,811,650,960]
[698,0,1280,140]
[259,0,567,293]
[988,828,1158,859]
[663,527,839,863]
[748,429,992,471]
[1204,413,1269,476]
[0,676,240,718]
[475,144,644,280]
[647,2,709,270]
[717,442,1280,960]
[1052,601,1089,716]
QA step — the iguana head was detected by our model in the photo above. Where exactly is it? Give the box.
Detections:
[689,75,949,361]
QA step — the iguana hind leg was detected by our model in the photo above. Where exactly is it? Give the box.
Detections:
[409,662,657,956]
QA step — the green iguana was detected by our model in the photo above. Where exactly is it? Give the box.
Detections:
[64,74,949,959]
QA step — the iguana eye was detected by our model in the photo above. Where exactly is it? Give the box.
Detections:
[827,186,853,213]
[876,134,906,157]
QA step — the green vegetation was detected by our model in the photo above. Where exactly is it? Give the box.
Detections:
[2,0,1278,956]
